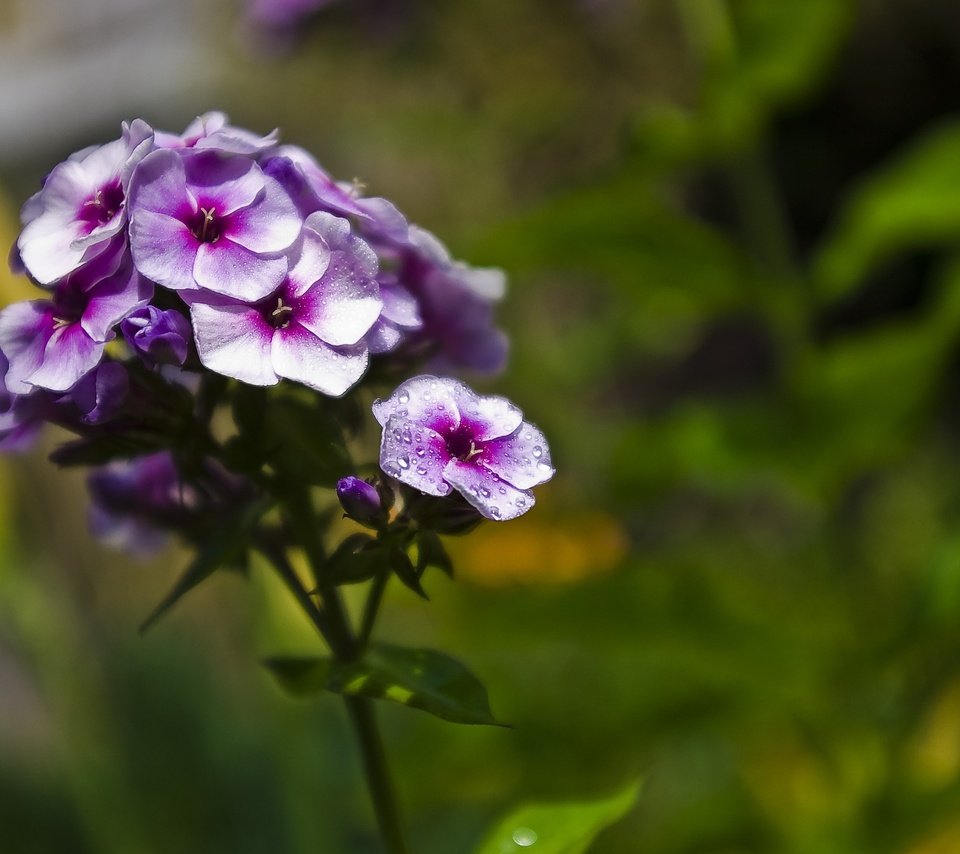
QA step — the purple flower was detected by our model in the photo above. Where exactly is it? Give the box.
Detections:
[155,112,278,155]
[184,212,381,395]
[0,352,45,451]
[127,147,301,300]
[373,376,553,520]
[397,227,508,374]
[17,120,154,285]
[365,275,421,354]
[337,475,382,524]
[0,243,151,393]
[67,361,129,424]
[121,306,192,366]
[87,452,193,555]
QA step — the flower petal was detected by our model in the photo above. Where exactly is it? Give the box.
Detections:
[295,250,382,347]
[129,209,199,291]
[81,261,152,342]
[193,238,287,300]
[452,384,523,442]
[0,302,55,394]
[183,150,264,216]
[189,302,278,386]
[371,374,461,433]
[271,323,368,396]
[29,324,104,392]
[443,459,535,521]
[379,415,452,496]
[128,148,192,216]
[480,421,554,489]
[225,175,302,254]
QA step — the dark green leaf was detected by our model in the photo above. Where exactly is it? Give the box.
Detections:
[390,549,428,599]
[323,533,382,585]
[264,643,505,726]
[139,497,271,634]
[416,529,453,578]
[50,430,169,468]
[474,780,641,854]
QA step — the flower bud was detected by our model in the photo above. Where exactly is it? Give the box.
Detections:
[337,476,382,525]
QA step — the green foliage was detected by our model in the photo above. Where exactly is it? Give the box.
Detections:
[265,644,505,726]
[475,781,641,854]
[815,121,960,298]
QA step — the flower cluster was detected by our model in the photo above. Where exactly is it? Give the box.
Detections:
[0,112,548,565]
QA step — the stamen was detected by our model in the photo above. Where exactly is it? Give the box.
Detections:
[349,177,367,197]
[83,190,103,208]
[52,316,71,329]
[270,297,294,328]
[198,207,217,243]
[465,441,483,461]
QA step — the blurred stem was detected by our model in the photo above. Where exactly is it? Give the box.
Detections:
[359,571,391,649]
[264,513,408,854]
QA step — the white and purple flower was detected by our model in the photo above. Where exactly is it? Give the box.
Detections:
[17,120,154,285]
[0,242,151,394]
[373,376,553,520]
[184,211,382,395]
[127,147,301,300]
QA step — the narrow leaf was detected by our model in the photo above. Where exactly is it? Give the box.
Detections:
[475,780,641,854]
[264,643,505,726]
[416,529,453,578]
[139,498,271,633]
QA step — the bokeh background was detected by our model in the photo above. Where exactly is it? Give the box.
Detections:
[5,0,960,851]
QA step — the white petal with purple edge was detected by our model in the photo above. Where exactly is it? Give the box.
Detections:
[452,385,523,441]
[379,416,452,496]
[81,264,152,342]
[193,238,287,301]
[285,230,331,298]
[443,459,535,521]
[480,421,554,489]
[225,175,302,254]
[129,210,199,291]
[29,325,103,392]
[190,302,278,386]
[371,375,461,431]
[272,324,368,396]
[183,151,264,215]
[296,252,382,347]
[0,302,55,394]
[18,216,88,285]
[128,149,191,216]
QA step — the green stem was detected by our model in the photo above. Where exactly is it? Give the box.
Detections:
[358,571,391,650]
[262,522,409,853]
[344,696,409,854]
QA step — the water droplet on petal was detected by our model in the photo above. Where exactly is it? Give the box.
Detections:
[537,462,551,472]
[398,392,409,404]
[416,447,426,457]
[490,506,501,519]
[479,487,491,498]
[416,465,428,475]
[516,497,526,508]
[438,482,451,495]
[401,428,412,444]
[533,446,542,459]
[499,487,507,495]
[397,455,410,470]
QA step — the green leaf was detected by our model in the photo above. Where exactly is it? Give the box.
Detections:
[50,430,169,468]
[139,498,271,634]
[814,121,960,299]
[390,549,428,599]
[264,643,505,726]
[474,780,641,854]
[416,529,453,578]
[323,533,381,585]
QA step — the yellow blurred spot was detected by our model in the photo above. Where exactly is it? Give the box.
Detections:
[0,187,37,306]
[905,679,960,789]
[904,819,960,854]
[449,511,628,587]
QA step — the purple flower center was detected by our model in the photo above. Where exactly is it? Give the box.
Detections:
[189,206,222,243]
[52,282,89,327]
[79,180,124,229]
[260,293,296,329]
[445,423,483,462]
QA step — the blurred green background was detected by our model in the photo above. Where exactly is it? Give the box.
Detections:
[8,0,960,851]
